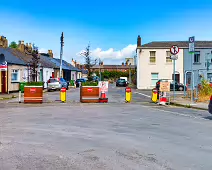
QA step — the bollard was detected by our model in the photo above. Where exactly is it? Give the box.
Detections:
[60,87,66,103]
[125,87,132,103]
[151,88,158,103]
[19,91,21,103]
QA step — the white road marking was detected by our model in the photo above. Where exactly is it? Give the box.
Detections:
[134,92,151,98]
[140,105,207,121]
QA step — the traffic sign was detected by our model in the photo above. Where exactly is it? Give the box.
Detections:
[170,55,178,60]
[170,45,179,55]
[189,36,195,53]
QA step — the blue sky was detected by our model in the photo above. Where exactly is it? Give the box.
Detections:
[1,0,212,64]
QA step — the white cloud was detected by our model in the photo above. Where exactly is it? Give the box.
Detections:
[38,48,48,53]
[77,44,137,63]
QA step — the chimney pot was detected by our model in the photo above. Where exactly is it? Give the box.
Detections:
[21,40,24,45]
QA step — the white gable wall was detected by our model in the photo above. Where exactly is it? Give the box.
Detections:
[137,48,184,89]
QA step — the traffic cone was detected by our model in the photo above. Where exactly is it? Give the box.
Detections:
[101,92,106,98]
[159,97,167,105]
[99,91,108,103]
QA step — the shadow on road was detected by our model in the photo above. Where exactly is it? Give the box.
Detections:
[203,116,212,120]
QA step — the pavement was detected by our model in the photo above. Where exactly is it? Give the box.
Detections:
[1,85,212,169]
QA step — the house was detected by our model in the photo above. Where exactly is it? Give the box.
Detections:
[136,35,212,89]
[0,44,27,93]
[11,41,58,89]
[91,62,136,73]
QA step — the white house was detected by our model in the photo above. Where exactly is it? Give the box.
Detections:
[136,35,212,89]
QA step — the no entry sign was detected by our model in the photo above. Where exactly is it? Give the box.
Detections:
[170,45,179,55]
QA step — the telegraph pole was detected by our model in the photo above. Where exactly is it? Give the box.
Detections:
[60,32,64,78]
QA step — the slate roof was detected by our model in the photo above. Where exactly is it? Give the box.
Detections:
[81,69,88,74]
[140,41,212,49]
[53,58,81,71]
[39,55,59,68]
[0,47,26,65]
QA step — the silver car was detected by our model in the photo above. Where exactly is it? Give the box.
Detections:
[47,78,68,91]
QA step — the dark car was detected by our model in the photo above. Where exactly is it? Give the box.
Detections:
[47,78,69,91]
[116,79,128,87]
[75,78,86,87]
[156,79,186,91]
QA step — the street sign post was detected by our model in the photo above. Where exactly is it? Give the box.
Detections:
[170,45,179,100]
[189,36,195,102]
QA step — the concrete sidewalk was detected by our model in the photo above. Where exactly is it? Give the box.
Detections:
[170,97,208,110]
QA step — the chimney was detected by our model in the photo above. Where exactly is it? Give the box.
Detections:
[0,36,8,48]
[122,62,124,66]
[101,62,103,65]
[126,61,128,66]
[48,50,53,58]
[137,35,141,47]
[18,40,25,52]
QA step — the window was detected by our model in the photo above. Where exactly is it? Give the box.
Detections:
[166,51,172,63]
[194,51,200,63]
[149,51,156,63]
[151,73,158,86]
[11,69,20,82]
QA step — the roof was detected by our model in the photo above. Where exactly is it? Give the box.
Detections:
[39,55,59,68]
[140,41,212,49]
[82,69,88,74]
[54,58,81,71]
[92,65,136,69]
[0,47,26,65]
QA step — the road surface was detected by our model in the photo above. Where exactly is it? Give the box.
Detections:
[0,84,212,170]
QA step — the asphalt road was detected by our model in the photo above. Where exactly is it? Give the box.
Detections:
[1,84,212,169]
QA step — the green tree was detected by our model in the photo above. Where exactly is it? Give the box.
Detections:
[9,41,18,48]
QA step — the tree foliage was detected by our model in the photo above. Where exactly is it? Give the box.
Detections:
[9,41,18,48]
[80,44,97,78]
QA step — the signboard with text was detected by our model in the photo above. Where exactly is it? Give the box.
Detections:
[160,82,170,92]
[189,36,195,53]
[0,54,7,71]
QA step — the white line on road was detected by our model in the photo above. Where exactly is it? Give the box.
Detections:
[140,105,207,121]
[134,92,151,98]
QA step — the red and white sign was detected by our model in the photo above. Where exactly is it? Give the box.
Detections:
[170,45,179,55]
[87,88,93,92]
[99,81,108,93]
[30,88,36,93]
[0,61,7,71]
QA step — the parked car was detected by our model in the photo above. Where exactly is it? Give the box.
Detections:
[156,79,186,91]
[208,96,212,114]
[75,78,86,87]
[47,78,69,91]
[116,79,128,87]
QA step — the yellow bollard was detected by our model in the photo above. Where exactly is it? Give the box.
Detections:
[151,88,158,103]
[60,87,66,102]
[125,87,132,103]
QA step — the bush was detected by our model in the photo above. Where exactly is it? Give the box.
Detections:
[198,79,212,102]
[26,82,44,86]
[82,81,98,86]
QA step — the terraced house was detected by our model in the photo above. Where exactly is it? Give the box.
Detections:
[136,35,212,89]
[0,36,82,93]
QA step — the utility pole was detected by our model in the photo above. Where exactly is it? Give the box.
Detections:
[60,32,64,78]
[99,58,101,81]
[189,36,195,102]
[129,63,132,84]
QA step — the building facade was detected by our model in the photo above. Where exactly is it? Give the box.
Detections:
[136,35,212,89]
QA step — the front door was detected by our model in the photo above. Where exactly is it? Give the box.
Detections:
[1,71,6,93]
[172,73,180,83]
